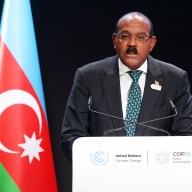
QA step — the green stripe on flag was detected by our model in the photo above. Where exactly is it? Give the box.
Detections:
[0,163,21,192]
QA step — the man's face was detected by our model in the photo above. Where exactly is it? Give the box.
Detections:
[112,15,157,70]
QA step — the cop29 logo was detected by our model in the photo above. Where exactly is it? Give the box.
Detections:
[155,151,169,165]
[90,151,109,165]
[173,152,191,156]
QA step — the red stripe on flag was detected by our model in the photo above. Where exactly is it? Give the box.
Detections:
[0,38,58,191]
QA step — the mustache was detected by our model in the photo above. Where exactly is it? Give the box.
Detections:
[126,46,138,54]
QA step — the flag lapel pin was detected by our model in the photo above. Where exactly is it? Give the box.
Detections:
[150,80,162,91]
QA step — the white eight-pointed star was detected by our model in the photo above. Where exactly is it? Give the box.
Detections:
[18,132,44,163]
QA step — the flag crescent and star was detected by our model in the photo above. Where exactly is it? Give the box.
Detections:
[0,89,42,155]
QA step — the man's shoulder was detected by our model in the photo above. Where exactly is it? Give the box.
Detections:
[80,55,117,71]
[149,55,185,74]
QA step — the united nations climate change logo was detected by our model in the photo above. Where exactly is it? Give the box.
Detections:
[90,151,109,165]
[155,151,169,165]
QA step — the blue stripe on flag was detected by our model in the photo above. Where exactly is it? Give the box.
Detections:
[0,0,46,116]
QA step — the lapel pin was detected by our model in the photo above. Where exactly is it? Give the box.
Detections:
[150,80,162,91]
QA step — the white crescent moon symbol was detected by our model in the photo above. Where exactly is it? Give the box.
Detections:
[0,89,42,153]
[0,141,19,154]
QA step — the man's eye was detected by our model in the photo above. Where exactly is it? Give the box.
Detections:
[121,35,130,39]
[137,36,145,39]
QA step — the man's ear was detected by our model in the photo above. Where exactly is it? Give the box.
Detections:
[112,33,117,49]
[150,36,157,51]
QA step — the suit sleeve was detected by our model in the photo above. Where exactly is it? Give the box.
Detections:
[60,68,90,162]
[171,71,192,135]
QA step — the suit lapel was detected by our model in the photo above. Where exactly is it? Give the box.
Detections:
[135,56,163,135]
[101,56,125,135]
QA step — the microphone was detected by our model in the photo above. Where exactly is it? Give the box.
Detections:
[88,96,177,136]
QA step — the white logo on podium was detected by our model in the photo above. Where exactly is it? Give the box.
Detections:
[90,151,109,165]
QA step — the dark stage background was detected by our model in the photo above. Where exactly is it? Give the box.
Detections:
[0,1,191,192]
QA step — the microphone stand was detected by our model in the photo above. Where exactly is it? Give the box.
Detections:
[88,97,177,137]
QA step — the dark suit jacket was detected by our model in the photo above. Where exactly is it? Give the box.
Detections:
[61,55,192,161]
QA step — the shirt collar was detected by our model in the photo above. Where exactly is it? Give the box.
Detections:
[118,58,148,75]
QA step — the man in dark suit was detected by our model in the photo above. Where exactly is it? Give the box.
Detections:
[61,12,192,161]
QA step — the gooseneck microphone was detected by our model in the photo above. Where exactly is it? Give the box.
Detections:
[88,96,178,136]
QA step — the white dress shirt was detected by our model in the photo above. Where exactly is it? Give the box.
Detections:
[118,59,147,119]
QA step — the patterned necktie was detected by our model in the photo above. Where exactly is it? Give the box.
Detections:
[125,70,143,136]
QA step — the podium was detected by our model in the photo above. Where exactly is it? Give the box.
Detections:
[72,136,192,192]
